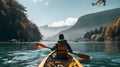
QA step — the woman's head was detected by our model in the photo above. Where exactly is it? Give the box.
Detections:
[59,34,64,40]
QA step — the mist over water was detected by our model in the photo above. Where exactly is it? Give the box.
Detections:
[0,42,120,67]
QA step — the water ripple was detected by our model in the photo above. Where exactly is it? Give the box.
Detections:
[3,49,51,67]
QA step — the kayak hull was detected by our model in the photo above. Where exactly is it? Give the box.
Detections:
[38,51,83,67]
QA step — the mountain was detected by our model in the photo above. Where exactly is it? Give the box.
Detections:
[39,25,71,39]
[47,8,120,41]
[0,0,42,42]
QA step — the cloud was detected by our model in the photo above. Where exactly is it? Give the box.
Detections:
[45,1,49,6]
[51,21,65,27]
[32,0,38,3]
[50,17,78,27]
[32,0,45,3]
[32,0,49,6]
[65,17,78,26]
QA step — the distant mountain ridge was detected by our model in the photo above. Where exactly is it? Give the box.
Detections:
[39,25,71,39]
[46,8,120,41]
[73,8,120,29]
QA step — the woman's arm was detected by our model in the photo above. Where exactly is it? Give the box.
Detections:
[66,42,73,53]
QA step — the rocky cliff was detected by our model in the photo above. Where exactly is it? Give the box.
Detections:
[104,17,120,41]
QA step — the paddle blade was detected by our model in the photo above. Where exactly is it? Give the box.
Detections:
[35,43,47,49]
[76,54,90,60]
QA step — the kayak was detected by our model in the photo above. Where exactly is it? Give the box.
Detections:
[38,51,83,67]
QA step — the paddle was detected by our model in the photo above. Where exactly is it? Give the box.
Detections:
[35,43,90,61]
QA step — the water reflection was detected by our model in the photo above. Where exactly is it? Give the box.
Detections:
[104,41,120,54]
[74,41,120,54]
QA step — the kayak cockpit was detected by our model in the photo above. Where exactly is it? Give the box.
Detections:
[38,51,83,67]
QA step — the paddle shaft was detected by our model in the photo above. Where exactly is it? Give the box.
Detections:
[35,43,90,60]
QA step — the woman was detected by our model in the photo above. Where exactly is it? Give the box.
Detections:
[51,34,73,59]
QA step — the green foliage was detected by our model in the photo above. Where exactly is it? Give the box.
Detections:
[0,0,42,42]
[84,27,103,40]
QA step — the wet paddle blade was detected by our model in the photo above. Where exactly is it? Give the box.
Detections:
[35,43,47,49]
[76,54,90,60]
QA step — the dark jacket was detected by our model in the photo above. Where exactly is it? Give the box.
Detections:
[51,39,73,53]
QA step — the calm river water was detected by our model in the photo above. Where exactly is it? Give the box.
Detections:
[0,41,120,67]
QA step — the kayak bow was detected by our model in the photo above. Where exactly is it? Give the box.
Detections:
[38,51,83,67]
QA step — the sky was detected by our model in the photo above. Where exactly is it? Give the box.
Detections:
[17,0,120,27]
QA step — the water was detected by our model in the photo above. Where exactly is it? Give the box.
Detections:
[0,41,120,67]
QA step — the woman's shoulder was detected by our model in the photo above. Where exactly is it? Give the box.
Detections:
[58,39,67,44]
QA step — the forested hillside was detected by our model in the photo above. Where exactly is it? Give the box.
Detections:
[83,17,120,41]
[104,17,120,41]
[0,0,42,42]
